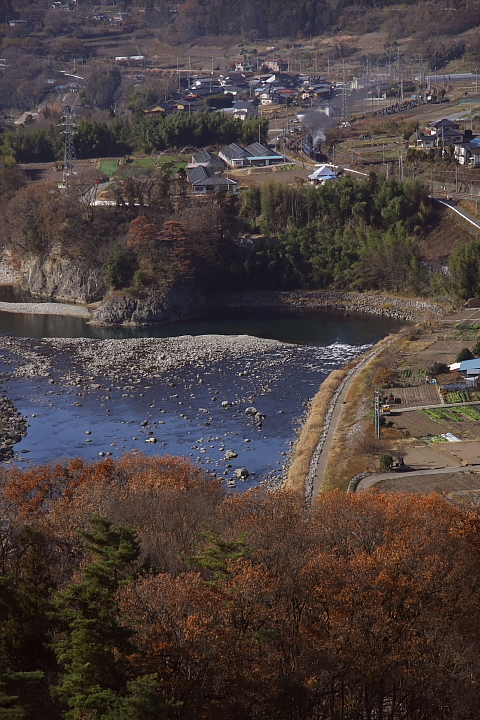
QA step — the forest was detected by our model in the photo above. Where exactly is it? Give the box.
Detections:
[0,114,269,163]
[0,452,479,719]
[0,0,477,42]
[1,167,477,301]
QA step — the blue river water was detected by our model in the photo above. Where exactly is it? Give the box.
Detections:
[0,305,406,486]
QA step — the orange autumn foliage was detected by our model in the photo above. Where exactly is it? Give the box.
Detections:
[1,455,480,718]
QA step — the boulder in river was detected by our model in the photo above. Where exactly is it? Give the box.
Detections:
[234,467,249,479]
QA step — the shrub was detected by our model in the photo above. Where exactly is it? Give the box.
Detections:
[428,362,449,376]
[104,244,136,290]
[373,367,399,388]
[379,454,393,471]
[456,348,474,362]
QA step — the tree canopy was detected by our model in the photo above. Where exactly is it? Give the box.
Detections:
[0,454,479,719]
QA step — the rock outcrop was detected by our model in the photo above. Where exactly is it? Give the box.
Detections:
[91,281,205,326]
[16,254,205,326]
[0,396,27,461]
[21,254,106,304]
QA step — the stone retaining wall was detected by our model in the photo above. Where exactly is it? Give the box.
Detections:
[208,291,445,322]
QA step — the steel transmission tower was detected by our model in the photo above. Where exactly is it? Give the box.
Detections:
[60,105,76,188]
[340,60,349,126]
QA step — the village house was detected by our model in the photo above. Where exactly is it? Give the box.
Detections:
[144,102,173,116]
[263,58,288,72]
[428,118,461,135]
[417,119,469,151]
[308,165,338,185]
[244,142,284,166]
[170,96,207,113]
[219,142,284,168]
[219,72,249,88]
[454,140,480,166]
[187,165,238,194]
[220,101,258,120]
[218,143,250,168]
[189,149,225,172]
[235,61,257,73]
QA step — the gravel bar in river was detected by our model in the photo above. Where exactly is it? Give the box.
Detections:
[0,333,371,488]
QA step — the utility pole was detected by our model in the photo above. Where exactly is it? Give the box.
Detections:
[375,388,380,439]
[340,59,349,127]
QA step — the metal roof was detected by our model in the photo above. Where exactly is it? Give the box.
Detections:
[219,143,249,160]
[245,142,282,158]
[459,359,480,371]
[187,165,209,184]
[192,149,224,166]
[188,165,237,187]
[200,176,238,186]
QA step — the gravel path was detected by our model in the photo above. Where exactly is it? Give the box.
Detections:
[307,338,396,499]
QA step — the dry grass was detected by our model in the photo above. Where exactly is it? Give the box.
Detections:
[321,336,406,491]
[284,332,410,496]
[284,367,351,493]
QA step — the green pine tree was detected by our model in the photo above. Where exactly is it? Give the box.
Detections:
[182,527,250,582]
[103,674,180,720]
[52,516,140,720]
[0,575,43,720]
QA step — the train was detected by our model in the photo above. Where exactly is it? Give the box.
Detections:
[303,133,328,162]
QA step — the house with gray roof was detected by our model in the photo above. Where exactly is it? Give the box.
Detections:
[218,143,250,168]
[190,149,225,171]
[245,142,284,166]
[219,142,284,167]
[187,165,238,194]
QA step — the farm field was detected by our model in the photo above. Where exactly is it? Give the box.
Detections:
[323,307,480,499]
[377,470,480,494]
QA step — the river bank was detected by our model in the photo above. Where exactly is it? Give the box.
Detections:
[284,334,399,498]
[302,304,480,500]
[208,291,446,323]
[0,254,445,325]
[0,301,91,318]
[0,290,440,325]
[0,312,402,481]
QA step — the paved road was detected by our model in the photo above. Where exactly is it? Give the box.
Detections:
[431,197,480,230]
[393,400,480,413]
[357,464,479,491]
[312,339,395,497]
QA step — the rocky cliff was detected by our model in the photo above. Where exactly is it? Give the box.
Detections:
[92,281,205,326]
[21,254,106,304]
[18,254,205,326]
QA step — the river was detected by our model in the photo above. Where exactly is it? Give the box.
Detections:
[0,301,406,487]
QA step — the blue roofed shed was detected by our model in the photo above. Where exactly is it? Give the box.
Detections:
[459,359,480,376]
